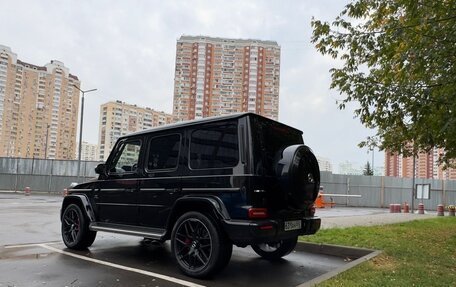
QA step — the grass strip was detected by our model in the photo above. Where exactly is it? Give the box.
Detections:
[300,217,456,286]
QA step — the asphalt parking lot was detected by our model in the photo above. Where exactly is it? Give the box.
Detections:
[0,193,414,287]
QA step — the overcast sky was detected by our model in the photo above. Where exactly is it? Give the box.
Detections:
[0,0,383,173]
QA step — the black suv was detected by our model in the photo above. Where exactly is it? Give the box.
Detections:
[61,113,321,278]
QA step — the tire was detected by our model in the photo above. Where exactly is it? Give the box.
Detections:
[61,204,97,250]
[215,239,233,273]
[171,211,232,278]
[251,237,298,260]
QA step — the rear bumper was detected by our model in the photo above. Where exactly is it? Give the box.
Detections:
[222,217,321,245]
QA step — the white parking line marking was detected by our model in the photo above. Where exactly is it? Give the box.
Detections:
[4,241,60,249]
[37,244,205,287]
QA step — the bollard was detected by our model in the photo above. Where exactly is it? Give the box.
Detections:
[437,204,444,216]
[24,186,31,196]
[403,202,410,213]
[389,204,394,213]
[418,202,425,214]
[449,207,455,217]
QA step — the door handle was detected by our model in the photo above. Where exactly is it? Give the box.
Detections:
[165,188,180,194]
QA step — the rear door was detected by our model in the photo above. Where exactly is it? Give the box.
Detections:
[179,120,248,218]
[138,132,182,228]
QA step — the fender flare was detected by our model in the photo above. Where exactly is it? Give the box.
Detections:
[165,195,231,235]
[173,195,230,219]
[61,194,96,222]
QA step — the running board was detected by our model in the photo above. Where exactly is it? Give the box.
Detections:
[89,222,166,240]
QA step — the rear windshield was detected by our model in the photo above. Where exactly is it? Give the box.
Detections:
[250,116,303,176]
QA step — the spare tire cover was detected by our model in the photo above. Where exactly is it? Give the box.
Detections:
[275,145,320,210]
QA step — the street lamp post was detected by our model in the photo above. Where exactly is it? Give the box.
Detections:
[44,124,50,159]
[371,147,375,176]
[73,84,97,181]
[367,147,375,175]
[411,155,416,213]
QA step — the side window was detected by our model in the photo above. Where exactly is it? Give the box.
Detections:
[190,123,239,169]
[112,140,141,173]
[147,134,181,171]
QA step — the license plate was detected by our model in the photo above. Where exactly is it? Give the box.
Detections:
[284,220,302,231]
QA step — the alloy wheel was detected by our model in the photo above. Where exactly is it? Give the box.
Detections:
[174,218,212,272]
[62,208,80,245]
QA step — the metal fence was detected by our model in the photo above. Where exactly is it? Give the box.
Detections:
[0,157,101,193]
[1,157,455,209]
[320,171,456,211]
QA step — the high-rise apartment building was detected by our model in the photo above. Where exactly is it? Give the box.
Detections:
[385,148,456,179]
[0,45,80,159]
[317,156,333,172]
[98,101,173,161]
[338,161,363,175]
[434,148,456,180]
[385,152,401,178]
[76,141,99,161]
[173,36,280,121]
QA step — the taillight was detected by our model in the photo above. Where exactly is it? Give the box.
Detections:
[248,208,268,219]
[259,225,274,230]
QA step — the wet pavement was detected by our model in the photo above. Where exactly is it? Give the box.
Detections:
[1,240,348,287]
[0,193,383,287]
[315,205,435,229]
[0,194,62,246]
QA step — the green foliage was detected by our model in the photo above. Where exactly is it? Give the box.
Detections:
[311,1,456,166]
[301,218,456,286]
[363,161,374,175]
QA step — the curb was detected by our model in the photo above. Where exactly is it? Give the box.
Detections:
[0,190,20,194]
[295,242,381,287]
[0,190,63,197]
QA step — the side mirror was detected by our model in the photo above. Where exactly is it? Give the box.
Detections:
[95,163,107,176]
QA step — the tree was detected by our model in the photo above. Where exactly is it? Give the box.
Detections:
[363,161,374,176]
[311,1,456,167]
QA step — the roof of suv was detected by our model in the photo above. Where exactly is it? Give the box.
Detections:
[121,112,302,139]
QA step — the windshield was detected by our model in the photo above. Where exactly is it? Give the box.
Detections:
[250,116,303,176]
